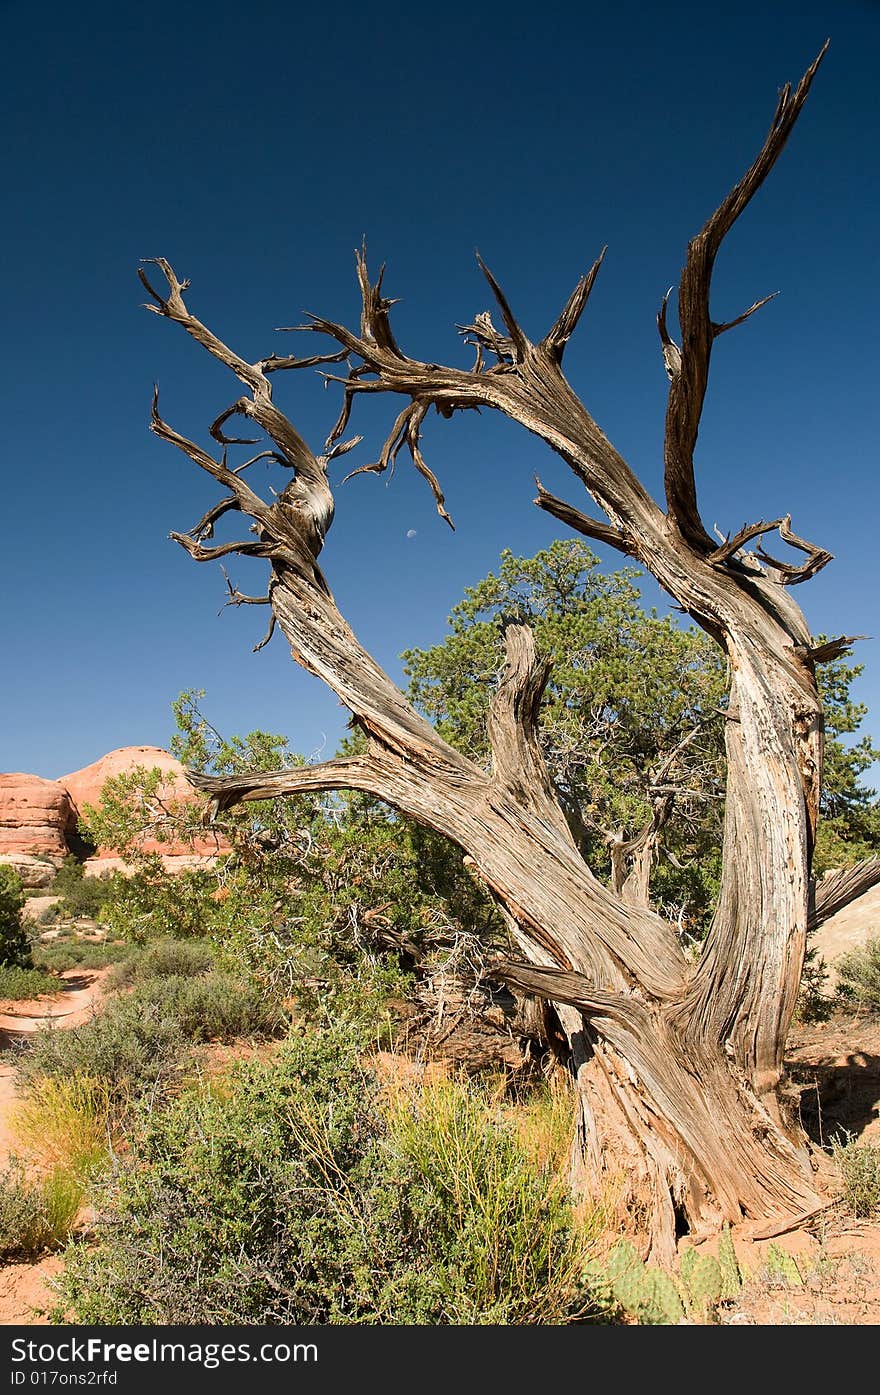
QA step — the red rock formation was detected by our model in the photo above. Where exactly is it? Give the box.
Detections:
[0,774,73,883]
[59,746,228,864]
[0,748,229,878]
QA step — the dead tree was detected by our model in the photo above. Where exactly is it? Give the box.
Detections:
[140,44,874,1258]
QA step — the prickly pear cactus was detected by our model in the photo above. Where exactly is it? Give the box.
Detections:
[641,1268,686,1325]
[605,1239,641,1283]
[600,1237,736,1324]
[718,1223,742,1300]
[603,1243,687,1324]
[766,1243,804,1286]
[679,1245,700,1288]
[686,1254,723,1312]
[611,1264,650,1317]
[581,1239,642,1316]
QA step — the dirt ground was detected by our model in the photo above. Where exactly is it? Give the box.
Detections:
[711,1010,880,1324]
[0,967,110,1324]
[1,984,879,1325]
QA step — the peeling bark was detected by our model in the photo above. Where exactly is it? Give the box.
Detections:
[141,44,848,1252]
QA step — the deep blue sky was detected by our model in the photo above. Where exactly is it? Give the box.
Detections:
[2,0,877,783]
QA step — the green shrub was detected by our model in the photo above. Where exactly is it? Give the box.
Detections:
[48,857,110,921]
[54,1030,604,1325]
[0,965,61,1000]
[0,866,31,968]
[95,858,222,945]
[16,994,193,1106]
[108,937,215,988]
[835,938,880,1016]
[379,1075,602,1323]
[832,1133,880,1218]
[122,972,282,1042]
[0,1161,82,1258]
[33,941,134,974]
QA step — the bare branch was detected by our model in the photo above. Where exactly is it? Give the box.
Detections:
[143,263,329,501]
[712,291,779,337]
[355,244,406,358]
[150,387,270,524]
[661,43,829,550]
[656,289,682,383]
[171,532,275,563]
[140,259,265,395]
[324,434,363,463]
[798,634,868,664]
[488,957,646,1027]
[252,613,276,653]
[192,496,240,542]
[259,348,349,374]
[217,567,277,652]
[188,756,384,813]
[273,251,668,571]
[475,253,531,362]
[218,566,272,608]
[649,722,706,790]
[457,310,517,367]
[534,477,632,556]
[342,403,411,483]
[541,247,607,363]
[232,449,291,475]
[209,402,261,446]
[709,517,784,566]
[809,857,880,930]
[405,401,454,529]
[342,400,454,527]
[755,514,834,584]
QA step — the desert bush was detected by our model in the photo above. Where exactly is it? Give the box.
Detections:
[95,858,224,945]
[122,972,282,1042]
[0,1161,82,1258]
[54,1029,604,1325]
[11,1075,119,1178]
[0,965,61,1000]
[108,937,215,988]
[47,857,110,921]
[16,994,193,1106]
[835,937,880,1016]
[33,941,134,974]
[794,942,834,1023]
[832,1133,880,1218]
[379,1075,602,1323]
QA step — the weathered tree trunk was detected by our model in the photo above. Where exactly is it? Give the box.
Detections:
[140,42,872,1257]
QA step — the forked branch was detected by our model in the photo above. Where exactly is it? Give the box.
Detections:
[709,518,784,567]
[540,248,607,363]
[660,42,829,550]
[141,262,335,562]
[755,514,834,585]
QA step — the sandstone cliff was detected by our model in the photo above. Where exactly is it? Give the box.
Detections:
[0,747,227,882]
